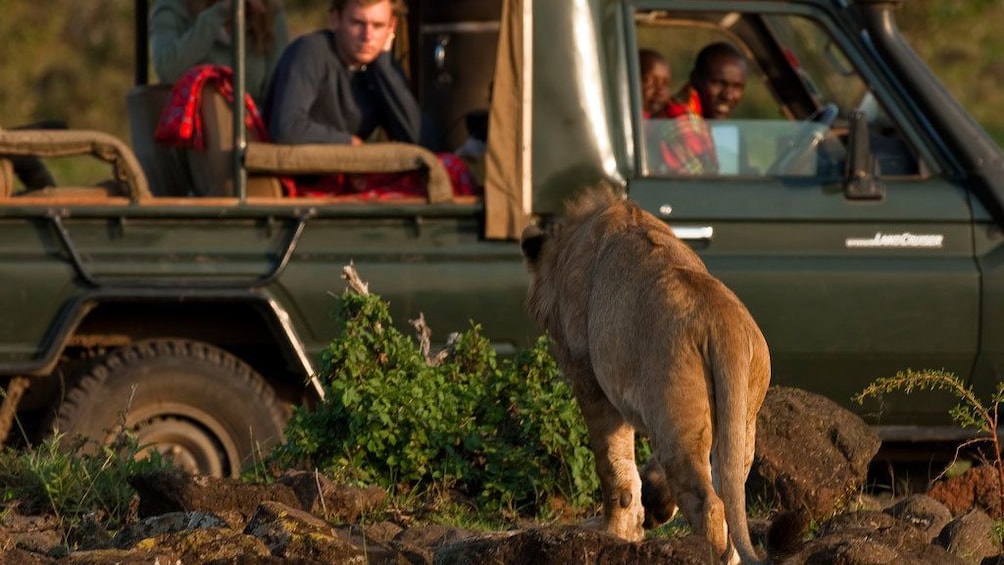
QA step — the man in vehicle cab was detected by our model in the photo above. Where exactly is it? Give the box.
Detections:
[640,48,717,175]
[669,41,748,121]
[644,41,747,176]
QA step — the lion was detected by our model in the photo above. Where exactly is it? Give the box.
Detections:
[519,184,770,564]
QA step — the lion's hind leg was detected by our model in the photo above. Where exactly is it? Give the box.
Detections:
[574,386,645,541]
[651,427,729,560]
[640,457,678,528]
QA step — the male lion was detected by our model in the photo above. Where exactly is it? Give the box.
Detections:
[520,185,770,564]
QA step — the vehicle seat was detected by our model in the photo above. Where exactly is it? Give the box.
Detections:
[152,64,455,201]
[0,127,151,200]
[191,88,283,198]
[203,90,455,201]
[244,141,454,202]
[127,84,193,197]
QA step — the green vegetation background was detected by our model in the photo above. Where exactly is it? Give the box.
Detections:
[1,1,1002,146]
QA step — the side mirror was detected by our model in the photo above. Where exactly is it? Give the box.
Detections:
[844,110,885,200]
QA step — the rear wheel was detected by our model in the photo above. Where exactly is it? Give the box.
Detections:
[49,339,289,477]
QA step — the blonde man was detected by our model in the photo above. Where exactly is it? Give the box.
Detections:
[263,0,419,146]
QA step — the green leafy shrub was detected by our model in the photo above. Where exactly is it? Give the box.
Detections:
[270,282,600,516]
[476,335,599,512]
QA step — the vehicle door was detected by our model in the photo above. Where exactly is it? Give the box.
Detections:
[625,2,979,431]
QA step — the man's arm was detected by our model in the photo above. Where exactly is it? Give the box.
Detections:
[265,36,354,145]
[367,53,422,144]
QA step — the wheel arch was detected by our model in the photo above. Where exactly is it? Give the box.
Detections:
[69,294,323,404]
[10,292,324,415]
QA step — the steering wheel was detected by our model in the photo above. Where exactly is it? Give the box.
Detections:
[767,102,840,176]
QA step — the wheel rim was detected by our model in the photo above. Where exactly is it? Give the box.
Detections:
[132,416,226,477]
[112,403,243,477]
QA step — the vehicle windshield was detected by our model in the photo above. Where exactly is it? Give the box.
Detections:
[644,118,830,176]
[762,14,868,114]
[634,7,921,179]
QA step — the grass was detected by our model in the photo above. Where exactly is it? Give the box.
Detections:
[0,432,168,537]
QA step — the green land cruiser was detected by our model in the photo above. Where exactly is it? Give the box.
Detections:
[1,0,1002,476]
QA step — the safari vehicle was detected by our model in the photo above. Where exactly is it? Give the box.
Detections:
[1,0,1002,476]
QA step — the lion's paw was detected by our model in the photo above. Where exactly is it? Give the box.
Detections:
[606,507,646,541]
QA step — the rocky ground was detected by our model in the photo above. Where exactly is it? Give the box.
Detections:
[3,386,1004,564]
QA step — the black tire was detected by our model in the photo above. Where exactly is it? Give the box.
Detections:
[49,339,289,477]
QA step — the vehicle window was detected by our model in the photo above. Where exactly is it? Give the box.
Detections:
[634,9,922,180]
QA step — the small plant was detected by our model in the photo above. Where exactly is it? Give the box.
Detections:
[0,429,170,532]
[0,384,176,542]
[854,368,1004,518]
[645,513,692,540]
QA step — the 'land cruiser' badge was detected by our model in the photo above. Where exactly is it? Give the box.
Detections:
[845,232,945,249]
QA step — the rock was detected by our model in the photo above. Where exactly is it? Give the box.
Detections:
[935,509,999,565]
[66,513,113,551]
[0,547,54,564]
[750,386,881,521]
[362,520,405,544]
[139,527,272,562]
[884,494,953,541]
[6,528,65,558]
[928,465,1004,518]
[381,524,468,564]
[277,469,388,523]
[0,512,64,559]
[61,548,175,564]
[434,525,719,564]
[393,523,476,549]
[110,510,230,548]
[817,510,928,541]
[128,468,301,527]
[780,510,967,565]
[243,500,365,562]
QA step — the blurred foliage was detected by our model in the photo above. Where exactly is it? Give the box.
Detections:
[0,0,322,143]
[895,0,1004,144]
[0,0,1001,145]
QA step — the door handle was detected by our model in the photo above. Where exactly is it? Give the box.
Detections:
[671,226,714,241]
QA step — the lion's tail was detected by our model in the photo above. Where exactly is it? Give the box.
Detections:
[711,326,766,565]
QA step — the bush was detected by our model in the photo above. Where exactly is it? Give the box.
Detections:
[269,274,600,516]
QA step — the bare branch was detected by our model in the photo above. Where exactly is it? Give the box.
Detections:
[411,314,434,364]
[341,262,369,296]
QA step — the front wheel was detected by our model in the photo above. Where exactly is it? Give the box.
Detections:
[49,339,289,477]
